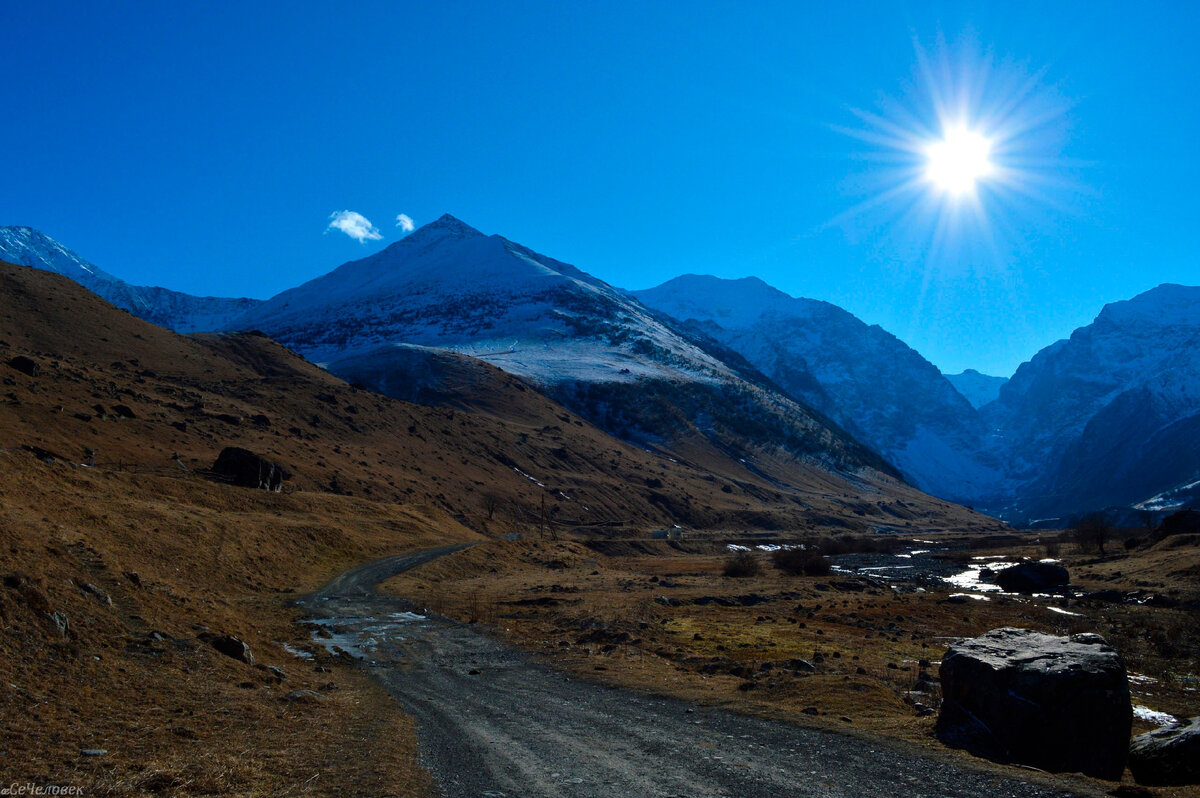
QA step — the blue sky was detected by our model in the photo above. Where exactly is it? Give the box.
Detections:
[2,1,1197,377]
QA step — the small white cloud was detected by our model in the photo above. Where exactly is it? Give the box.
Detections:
[327,210,382,242]
[395,213,415,233]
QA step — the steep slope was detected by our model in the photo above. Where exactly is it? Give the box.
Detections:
[634,275,1001,502]
[985,284,1200,521]
[233,215,897,483]
[945,369,1008,409]
[0,225,261,331]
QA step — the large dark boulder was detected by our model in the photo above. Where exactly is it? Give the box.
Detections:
[937,627,1131,779]
[211,447,291,491]
[1129,716,1200,785]
[7,355,40,377]
[204,633,255,666]
[995,561,1069,594]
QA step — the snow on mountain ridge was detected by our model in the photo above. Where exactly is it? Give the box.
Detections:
[0,226,262,332]
[233,216,737,385]
[634,274,996,502]
[1094,283,1200,328]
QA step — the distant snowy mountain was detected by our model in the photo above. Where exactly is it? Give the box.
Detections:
[0,226,261,332]
[984,284,1200,521]
[945,369,1008,409]
[634,275,1001,502]
[234,215,896,478]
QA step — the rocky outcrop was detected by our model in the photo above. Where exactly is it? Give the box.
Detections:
[937,627,1131,779]
[995,561,1069,594]
[211,447,290,491]
[1129,716,1200,786]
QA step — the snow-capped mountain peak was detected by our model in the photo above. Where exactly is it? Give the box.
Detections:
[1093,283,1200,329]
[636,273,822,329]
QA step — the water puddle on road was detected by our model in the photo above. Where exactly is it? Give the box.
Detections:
[306,611,430,660]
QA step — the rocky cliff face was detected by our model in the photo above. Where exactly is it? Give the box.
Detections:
[984,285,1200,520]
[0,226,261,332]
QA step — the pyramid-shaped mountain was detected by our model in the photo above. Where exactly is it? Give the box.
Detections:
[233,215,900,481]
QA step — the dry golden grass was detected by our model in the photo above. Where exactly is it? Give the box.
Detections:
[0,453,457,794]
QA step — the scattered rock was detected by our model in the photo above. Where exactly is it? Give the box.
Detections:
[995,562,1069,594]
[82,583,112,606]
[1129,716,1200,786]
[205,634,254,666]
[210,447,291,492]
[283,690,327,703]
[937,627,1130,779]
[21,444,61,465]
[43,611,70,637]
[111,404,136,419]
[7,355,40,377]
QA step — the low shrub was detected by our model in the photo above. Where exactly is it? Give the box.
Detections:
[772,548,831,576]
[800,554,832,576]
[723,551,761,578]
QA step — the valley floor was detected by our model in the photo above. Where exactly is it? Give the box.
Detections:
[382,532,1200,797]
[308,548,1094,798]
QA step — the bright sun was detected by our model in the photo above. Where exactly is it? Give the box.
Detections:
[924,125,995,196]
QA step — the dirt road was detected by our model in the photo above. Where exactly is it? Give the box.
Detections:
[302,547,1097,798]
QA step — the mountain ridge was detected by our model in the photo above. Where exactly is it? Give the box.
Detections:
[0,225,262,331]
[9,218,1199,524]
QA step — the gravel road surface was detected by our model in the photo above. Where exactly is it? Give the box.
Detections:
[302,547,1098,798]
